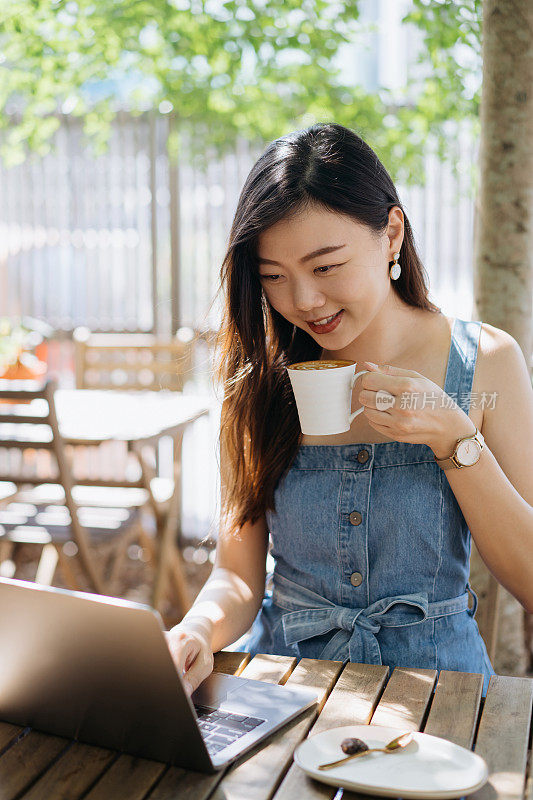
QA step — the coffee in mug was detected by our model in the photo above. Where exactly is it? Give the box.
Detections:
[287,359,369,435]
[289,359,353,370]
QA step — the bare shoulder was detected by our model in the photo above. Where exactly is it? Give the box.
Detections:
[478,321,523,358]
[475,321,529,390]
[474,321,533,504]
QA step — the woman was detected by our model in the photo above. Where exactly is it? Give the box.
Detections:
[166,123,533,697]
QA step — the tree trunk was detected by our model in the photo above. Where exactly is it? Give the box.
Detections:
[472,0,533,676]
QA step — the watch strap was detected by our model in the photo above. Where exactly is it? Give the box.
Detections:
[434,453,459,470]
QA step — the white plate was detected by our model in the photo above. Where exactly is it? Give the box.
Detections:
[293,724,489,799]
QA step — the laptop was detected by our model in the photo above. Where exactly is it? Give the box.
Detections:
[0,577,317,772]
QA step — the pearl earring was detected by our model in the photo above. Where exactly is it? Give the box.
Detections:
[389,252,401,280]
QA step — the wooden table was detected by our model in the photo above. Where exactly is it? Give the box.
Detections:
[1,652,531,800]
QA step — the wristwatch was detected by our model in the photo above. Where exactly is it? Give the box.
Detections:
[434,427,485,470]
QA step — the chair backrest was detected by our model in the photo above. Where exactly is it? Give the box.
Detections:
[73,328,194,391]
[0,379,104,592]
[469,539,501,664]
[478,574,501,665]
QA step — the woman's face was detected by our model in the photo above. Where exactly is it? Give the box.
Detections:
[256,204,404,351]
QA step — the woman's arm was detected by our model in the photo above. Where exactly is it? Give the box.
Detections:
[175,514,269,653]
[359,324,533,612]
[166,432,269,693]
[165,513,269,693]
[429,327,533,612]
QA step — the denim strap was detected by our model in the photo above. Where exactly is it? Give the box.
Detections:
[443,318,482,415]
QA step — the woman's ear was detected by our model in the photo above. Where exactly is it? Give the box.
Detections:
[387,205,404,253]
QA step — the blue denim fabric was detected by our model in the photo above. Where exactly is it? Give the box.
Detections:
[234,318,496,696]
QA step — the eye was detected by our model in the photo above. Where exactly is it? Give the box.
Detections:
[258,263,343,282]
[312,262,346,275]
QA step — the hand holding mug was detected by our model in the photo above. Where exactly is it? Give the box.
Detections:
[356,361,471,455]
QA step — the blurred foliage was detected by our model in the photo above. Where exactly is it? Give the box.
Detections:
[402,1,482,138]
[0,318,32,368]
[0,0,481,186]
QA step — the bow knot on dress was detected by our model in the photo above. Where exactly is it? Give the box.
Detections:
[275,572,470,665]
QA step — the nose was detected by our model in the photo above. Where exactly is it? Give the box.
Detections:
[292,280,326,313]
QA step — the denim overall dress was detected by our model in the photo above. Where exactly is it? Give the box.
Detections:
[236,318,495,695]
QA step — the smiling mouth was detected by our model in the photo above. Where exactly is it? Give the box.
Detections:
[308,308,342,325]
[308,310,343,326]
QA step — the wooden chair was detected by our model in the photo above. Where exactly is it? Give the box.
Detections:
[483,576,501,664]
[72,326,204,614]
[73,327,195,391]
[475,574,501,665]
[470,539,501,664]
[72,325,196,531]
[0,379,153,595]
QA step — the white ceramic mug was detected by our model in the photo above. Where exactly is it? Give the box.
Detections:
[286,359,369,435]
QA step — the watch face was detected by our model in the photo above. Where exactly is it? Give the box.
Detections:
[456,439,481,466]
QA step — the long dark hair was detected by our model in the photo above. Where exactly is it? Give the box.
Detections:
[213,123,439,535]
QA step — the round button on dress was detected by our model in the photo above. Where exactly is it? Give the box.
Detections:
[350,572,363,587]
[349,511,362,526]
[357,449,369,463]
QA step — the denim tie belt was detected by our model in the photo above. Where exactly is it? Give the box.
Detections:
[272,572,475,665]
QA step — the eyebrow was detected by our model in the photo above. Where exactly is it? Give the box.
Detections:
[257,244,347,267]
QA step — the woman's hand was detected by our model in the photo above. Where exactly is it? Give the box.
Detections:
[165,624,214,696]
[356,361,475,458]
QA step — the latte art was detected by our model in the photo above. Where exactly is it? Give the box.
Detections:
[289,359,355,371]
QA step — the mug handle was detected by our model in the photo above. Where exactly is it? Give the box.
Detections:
[348,369,369,424]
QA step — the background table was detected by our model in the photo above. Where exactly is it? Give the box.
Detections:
[54,390,210,447]
[57,389,213,615]
[0,652,531,800]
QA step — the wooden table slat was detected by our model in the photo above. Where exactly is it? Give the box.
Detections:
[0,730,71,800]
[370,666,437,731]
[212,651,250,676]
[273,662,389,800]
[423,670,483,749]
[82,753,166,800]
[0,721,25,752]
[22,743,117,800]
[469,675,533,800]
[238,654,297,684]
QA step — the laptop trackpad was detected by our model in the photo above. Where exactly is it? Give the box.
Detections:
[191,673,247,707]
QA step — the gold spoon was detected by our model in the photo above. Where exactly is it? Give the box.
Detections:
[318,731,414,770]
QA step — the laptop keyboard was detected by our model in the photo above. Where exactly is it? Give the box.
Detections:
[194,706,265,755]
